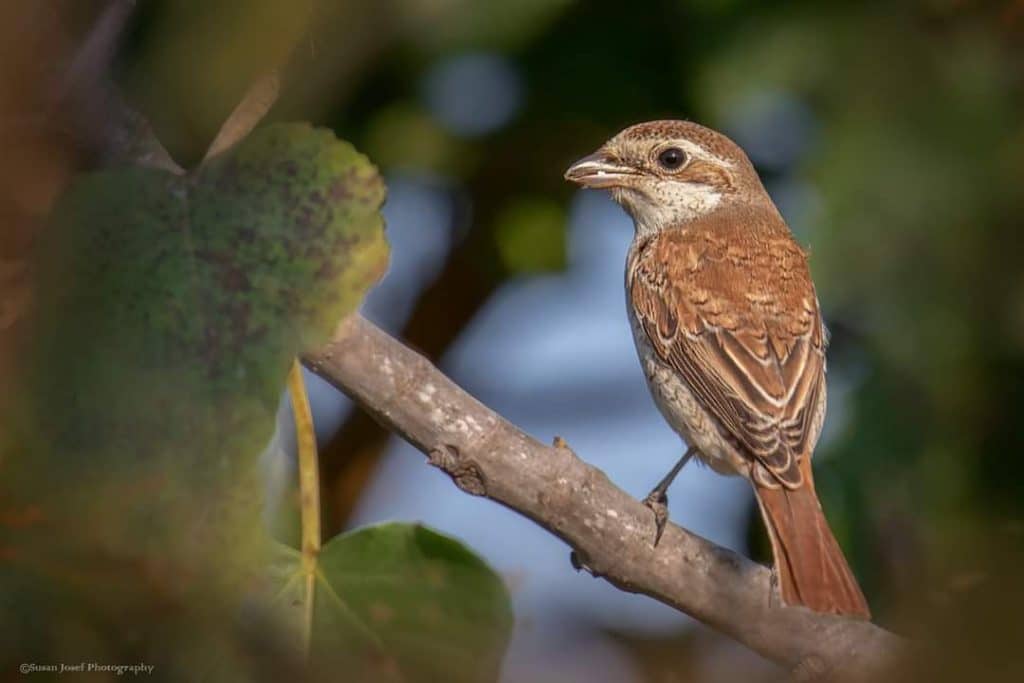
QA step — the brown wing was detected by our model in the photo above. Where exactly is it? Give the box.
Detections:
[630,208,826,488]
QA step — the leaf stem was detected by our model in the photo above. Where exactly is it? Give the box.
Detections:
[202,70,281,164]
[288,358,321,658]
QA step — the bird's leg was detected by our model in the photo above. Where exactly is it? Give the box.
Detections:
[642,446,697,547]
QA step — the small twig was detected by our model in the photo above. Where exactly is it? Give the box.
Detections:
[287,359,321,658]
[303,315,906,681]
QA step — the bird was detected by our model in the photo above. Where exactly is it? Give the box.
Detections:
[564,120,870,619]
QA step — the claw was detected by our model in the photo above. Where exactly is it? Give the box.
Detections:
[642,490,669,547]
[639,446,695,546]
[570,550,595,575]
[552,436,575,456]
[768,565,780,608]
[570,550,584,571]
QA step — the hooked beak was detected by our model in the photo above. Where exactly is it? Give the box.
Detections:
[564,150,638,189]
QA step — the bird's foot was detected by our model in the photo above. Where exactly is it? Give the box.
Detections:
[768,566,780,608]
[642,490,670,547]
[570,549,598,577]
[552,435,575,456]
[640,447,695,546]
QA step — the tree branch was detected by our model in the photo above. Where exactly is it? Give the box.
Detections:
[303,314,906,681]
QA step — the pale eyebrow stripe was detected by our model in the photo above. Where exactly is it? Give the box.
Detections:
[672,139,734,168]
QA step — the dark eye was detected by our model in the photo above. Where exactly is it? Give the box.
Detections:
[657,147,687,171]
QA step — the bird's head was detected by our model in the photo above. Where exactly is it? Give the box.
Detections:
[565,120,764,233]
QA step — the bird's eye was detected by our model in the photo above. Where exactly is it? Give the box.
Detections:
[657,147,687,171]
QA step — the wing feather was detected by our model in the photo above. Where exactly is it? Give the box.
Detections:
[630,211,826,489]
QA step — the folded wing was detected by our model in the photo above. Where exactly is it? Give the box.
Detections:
[629,215,826,489]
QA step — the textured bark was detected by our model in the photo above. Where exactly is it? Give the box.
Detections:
[303,315,906,680]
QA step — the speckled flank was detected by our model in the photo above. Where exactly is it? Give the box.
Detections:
[626,295,751,478]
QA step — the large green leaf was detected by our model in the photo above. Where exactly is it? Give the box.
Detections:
[1,123,388,675]
[271,523,513,683]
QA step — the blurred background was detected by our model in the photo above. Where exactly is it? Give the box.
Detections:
[3,1,1024,681]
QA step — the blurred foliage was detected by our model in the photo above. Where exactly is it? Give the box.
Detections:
[271,523,512,683]
[0,2,80,403]
[494,198,567,273]
[363,103,467,174]
[1,122,389,677]
[2,0,1024,680]
[694,1,1024,603]
[128,0,317,165]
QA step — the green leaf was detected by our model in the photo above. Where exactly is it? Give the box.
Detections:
[37,122,387,412]
[270,523,513,683]
[2,123,388,673]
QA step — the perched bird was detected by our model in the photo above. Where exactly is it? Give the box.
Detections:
[564,120,870,619]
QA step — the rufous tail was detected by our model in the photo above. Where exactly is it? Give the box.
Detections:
[754,475,871,619]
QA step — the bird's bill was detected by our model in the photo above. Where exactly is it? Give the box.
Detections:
[564,150,638,189]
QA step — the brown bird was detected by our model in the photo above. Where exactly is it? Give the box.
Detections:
[564,120,870,619]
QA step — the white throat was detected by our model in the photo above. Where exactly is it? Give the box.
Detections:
[614,182,722,238]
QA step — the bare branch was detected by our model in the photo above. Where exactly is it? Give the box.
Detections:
[303,315,906,681]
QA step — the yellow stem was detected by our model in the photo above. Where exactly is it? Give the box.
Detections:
[287,358,320,658]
